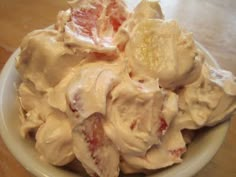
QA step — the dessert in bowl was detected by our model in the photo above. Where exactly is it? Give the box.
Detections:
[0,0,236,177]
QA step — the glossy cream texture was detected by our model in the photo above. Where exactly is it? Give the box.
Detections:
[16,29,86,91]
[16,0,236,177]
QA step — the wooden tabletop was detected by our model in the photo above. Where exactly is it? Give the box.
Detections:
[0,0,236,177]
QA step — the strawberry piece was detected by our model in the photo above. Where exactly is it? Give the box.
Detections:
[169,147,186,157]
[69,92,83,115]
[83,113,105,154]
[64,0,129,54]
[158,117,168,135]
[71,3,103,40]
[106,0,127,31]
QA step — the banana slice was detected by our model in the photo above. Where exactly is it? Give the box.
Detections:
[125,19,202,89]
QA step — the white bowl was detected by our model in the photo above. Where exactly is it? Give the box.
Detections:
[0,42,230,177]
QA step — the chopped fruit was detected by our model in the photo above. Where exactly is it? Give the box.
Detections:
[71,4,103,39]
[83,114,105,153]
[69,92,83,114]
[125,20,199,89]
[73,112,120,177]
[106,0,127,31]
[158,117,168,135]
[169,147,186,157]
[64,0,129,52]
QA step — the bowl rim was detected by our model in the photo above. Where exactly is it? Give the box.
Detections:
[0,41,230,177]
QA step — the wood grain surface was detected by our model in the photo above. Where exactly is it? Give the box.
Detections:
[0,0,236,177]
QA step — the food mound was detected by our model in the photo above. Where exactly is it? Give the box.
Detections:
[16,0,236,177]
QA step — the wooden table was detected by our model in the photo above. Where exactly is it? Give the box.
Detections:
[0,0,236,177]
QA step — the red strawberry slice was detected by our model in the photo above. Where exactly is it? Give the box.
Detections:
[169,147,186,158]
[158,116,168,136]
[71,3,103,42]
[106,0,128,31]
[83,113,105,154]
[73,113,120,177]
[64,0,129,53]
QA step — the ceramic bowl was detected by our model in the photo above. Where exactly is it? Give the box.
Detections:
[0,42,229,177]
